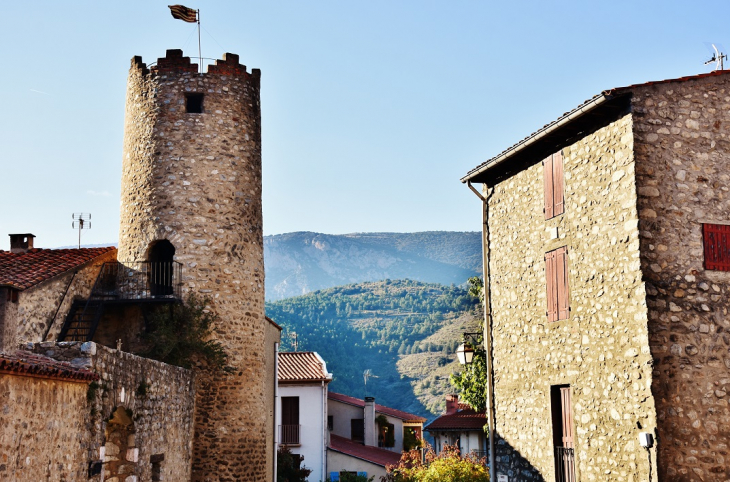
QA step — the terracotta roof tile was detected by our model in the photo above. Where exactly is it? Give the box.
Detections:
[424,406,486,431]
[278,352,332,383]
[329,433,402,467]
[328,391,426,423]
[0,247,117,291]
[0,351,99,383]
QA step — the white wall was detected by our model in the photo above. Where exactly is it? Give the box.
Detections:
[327,449,388,481]
[279,383,328,482]
[328,399,408,452]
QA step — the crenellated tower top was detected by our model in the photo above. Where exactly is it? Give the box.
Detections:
[130,49,261,79]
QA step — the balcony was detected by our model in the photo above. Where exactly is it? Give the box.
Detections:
[279,424,301,445]
[94,261,183,301]
[554,446,576,482]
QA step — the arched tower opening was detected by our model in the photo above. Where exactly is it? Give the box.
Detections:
[147,240,175,297]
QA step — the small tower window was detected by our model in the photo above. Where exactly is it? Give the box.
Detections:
[186,93,204,113]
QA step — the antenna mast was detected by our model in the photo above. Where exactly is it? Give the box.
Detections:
[705,44,727,71]
[71,213,91,249]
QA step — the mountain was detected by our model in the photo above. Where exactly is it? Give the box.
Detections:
[265,279,481,419]
[264,231,481,301]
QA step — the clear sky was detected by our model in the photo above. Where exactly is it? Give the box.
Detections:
[1,1,727,249]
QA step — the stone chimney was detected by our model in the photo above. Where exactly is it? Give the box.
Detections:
[445,394,459,415]
[9,234,35,254]
[364,397,377,447]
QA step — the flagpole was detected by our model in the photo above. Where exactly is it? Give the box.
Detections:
[197,9,202,73]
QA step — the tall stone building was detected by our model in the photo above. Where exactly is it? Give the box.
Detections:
[119,49,268,481]
[462,70,730,481]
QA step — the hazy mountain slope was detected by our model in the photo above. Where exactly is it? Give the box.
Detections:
[264,231,481,300]
[266,280,481,419]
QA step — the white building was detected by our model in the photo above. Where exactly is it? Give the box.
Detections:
[277,351,332,482]
[424,394,487,458]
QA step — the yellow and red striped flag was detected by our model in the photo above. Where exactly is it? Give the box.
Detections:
[168,5,197,23]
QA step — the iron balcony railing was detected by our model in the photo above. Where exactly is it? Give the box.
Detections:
[554,446,576,482]
[279,425,301,445]
[93,261,183,301]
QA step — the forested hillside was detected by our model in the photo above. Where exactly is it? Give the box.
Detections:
[266,279,481,419]
[264,231,481,300]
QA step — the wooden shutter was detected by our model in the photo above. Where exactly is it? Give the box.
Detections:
[553,151,565,217]
[282,397,299,425]
[545,250,558,322]
[556,247,570,320]
[543,155,554,219]
[560,387,574,448]
[703,223,730,271]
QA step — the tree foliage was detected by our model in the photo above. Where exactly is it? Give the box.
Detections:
[276,446,312,482]
[384,443,488,482]
[140,293,229,371]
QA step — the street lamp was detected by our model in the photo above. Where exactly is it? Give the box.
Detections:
[455,332,482,365]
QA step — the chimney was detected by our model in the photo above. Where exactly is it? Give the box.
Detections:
[364,397,377,447]
[9,234,35,254]
[445,394,459,415]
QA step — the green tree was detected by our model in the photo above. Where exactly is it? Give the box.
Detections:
[449,349,487,413]
[276,446,312,482]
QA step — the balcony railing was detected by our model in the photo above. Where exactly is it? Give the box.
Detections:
[93,261,183,301]
[279,424,301,445]
[554,446,576,482]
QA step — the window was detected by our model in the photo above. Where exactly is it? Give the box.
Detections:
[543,150,565,219]
[328,415,333,431]
[703,223,730,271]
[350,418,364,442]
[378,422,395,448]
[186,93,204,113]
[545,246,570,322]
[280,397,300,444]
[550,385,576,482]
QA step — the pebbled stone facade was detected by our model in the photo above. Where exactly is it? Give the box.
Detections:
[118,49,268,481]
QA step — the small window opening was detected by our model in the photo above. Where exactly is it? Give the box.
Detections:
[186,93,204,113]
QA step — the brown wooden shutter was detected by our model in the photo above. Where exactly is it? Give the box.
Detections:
[545,251,558,322]
[553,151,565,217]
[543,155,554,219]
[556,247,570,320]
[282,397,299,425]
[703,223,730,271]
[560,387,574,448]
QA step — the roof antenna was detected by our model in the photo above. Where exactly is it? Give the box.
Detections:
[363,369,379,397]
[705,44,727,71]
[71,213,91,249]
[290,331,298,352]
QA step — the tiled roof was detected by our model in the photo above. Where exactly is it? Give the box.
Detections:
[0,351,99,383]
[424,406,486,431]
[463,69,730,181]
[328,391,426,423]
[328,434,402,467]
[0,247,117,290]
[278,351,332,383]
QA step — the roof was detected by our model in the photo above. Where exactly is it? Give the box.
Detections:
[424,405,486,432]
[0,351,99,383]
[0,247,117,290]
[462,69,730,184]
[328,434,402,467]
[266,316,282,330]
[328,391,426,423]
[278,351,332,383]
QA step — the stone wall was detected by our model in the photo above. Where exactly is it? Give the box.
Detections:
[486,114,658,481]
[118,49,268,481]
[0,367,90,480]
[265,319,282,480]
[28,342,195,482]
[0,250,117,352]
[632,74,730,481]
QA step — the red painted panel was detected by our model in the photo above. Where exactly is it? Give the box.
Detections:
[544,155,554,219]
[703,223,730,271]
[553,151,565,217]
[546,251,558,322]
[557,247,570,320]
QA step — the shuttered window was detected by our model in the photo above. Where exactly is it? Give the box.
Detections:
[550,385,576,482]
[703,223,730,271]
[546,246,570,321]
[544,150,565,219]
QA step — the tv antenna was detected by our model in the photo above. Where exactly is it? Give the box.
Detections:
[71,213,91,249]
[705,44,727,71]
[290,331,298,352]
[363,369,379,397]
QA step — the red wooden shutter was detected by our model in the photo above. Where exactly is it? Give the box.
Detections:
[553,151,565,217]
[544,155,554,219]
[556,247,570,320]
[545,251,558,322]
[560,387,574,448]
[703,223,730,271]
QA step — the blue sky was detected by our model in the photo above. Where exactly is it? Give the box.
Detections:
[1,1,727,249]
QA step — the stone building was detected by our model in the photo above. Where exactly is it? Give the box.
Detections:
[461,70,730,481]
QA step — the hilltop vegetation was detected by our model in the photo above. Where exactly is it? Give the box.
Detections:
[266,279,481,418]
[264,231,481,300]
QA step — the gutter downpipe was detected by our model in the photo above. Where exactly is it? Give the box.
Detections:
[467,180,495,482]
[274,341,280,482]
[460,94,610,183]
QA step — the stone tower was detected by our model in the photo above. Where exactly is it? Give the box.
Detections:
[118,50,266,481]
